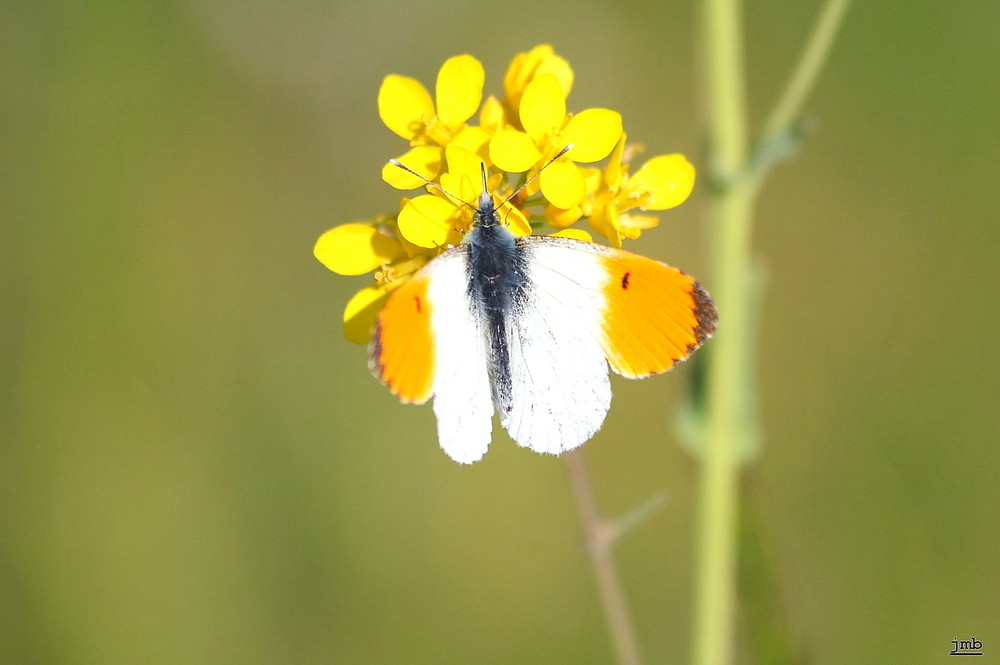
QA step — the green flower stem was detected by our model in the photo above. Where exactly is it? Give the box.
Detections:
[565,449,643,665]
[692,1,850,664]
[691,0,749,662]
[692,190,755,665]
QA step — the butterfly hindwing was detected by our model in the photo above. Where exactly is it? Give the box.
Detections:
[425,249,495,464]
[371,247,495,464]
[498,250,611,454]
[369,270,436,405]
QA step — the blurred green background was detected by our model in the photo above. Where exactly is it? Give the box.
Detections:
[3,0,998,663]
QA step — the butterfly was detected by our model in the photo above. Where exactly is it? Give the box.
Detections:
[369,160,717,464]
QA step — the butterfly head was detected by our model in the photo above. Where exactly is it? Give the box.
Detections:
[473,166,501,229]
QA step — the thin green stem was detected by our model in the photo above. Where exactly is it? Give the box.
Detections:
[565,449,643,665]
[760,0,853,147]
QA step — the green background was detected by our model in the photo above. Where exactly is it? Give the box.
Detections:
[3,0,997,663]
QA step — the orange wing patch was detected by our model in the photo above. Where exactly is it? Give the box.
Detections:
[597,252,718,378]
[369,274,436,404]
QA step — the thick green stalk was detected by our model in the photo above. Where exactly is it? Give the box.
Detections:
[691,0,751,663]
[691,0,851,663]
[692,187,756,665]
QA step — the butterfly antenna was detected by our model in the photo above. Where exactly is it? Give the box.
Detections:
[387,159,476,212]
[499,144,573,208]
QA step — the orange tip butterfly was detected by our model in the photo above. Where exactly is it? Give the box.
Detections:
[370,156,717,464]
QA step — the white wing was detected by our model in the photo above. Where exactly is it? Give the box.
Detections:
[425,249,496,464]
[498,237,612,455]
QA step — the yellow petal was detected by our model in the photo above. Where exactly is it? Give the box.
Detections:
[589,203,623,248]
[604,132,627,189]
[343,283,394,345]
[441,146,487,207]
[579,166,604,197]
[519,175,542,200]
[503,44,572,99]
[627,154,696,210]
[544,204,583,228]
[562,109,623,162]
[533,53,573,98]
[520,74,567,143]
[382,146,442,190]
[314,223,403,275]
[444,146,485,182]
[618,213,660,237]
[551,228,591,242]
[490,128,542,172]
[449,126,493,160]
[436,55,485,129]
[393,199,444,257]
[503,45,554,101]
[539,161,586,209]
[498,203,531,236]
[397,195,459,248]
[479,95,505,133]
[378,75,434,140]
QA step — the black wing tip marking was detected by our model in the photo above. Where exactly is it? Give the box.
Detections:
[690,280,719,346]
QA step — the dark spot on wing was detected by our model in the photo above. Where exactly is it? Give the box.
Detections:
[621,271,631,290]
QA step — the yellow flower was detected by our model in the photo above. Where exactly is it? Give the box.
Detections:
[585,134,697,247]
[379,55,487,190]
[501,44,574,129]
[489,57,622,212]
[313,215,433,343]
[396,147,531,248]
[313,217,404,276]
[315,46,696,343]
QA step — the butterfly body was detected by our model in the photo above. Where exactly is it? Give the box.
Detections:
[464,193,528,417]
[370,190,717,464]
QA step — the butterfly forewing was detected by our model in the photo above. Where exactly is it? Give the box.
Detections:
[518,235,717,378]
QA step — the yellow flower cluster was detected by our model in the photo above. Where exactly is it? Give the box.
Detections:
[314,45,696,343]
